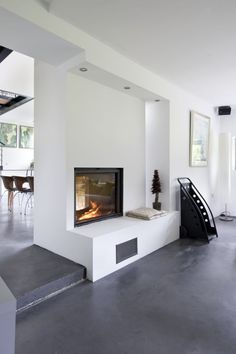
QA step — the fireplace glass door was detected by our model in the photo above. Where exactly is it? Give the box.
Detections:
[74,168,123,226]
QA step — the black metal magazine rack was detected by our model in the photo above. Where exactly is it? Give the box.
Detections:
[178,178,218,242]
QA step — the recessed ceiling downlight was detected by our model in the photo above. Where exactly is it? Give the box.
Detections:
[79,67,88,72]
[124,86,131,90]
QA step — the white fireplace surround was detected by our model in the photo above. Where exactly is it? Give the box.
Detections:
[71,164,179,281]
[72,161,178,281]
[70,212,179,281]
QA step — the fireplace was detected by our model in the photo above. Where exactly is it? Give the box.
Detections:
[74,168,123,226]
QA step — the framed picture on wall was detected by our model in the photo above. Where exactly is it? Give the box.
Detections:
[19,125,34,149]
[0,122,17,147]
[190,111,210,167]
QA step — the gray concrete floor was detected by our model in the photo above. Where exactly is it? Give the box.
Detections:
[0,197,33,260]
[15,218,236,354]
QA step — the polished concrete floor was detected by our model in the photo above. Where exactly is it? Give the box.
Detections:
[0,197,33,260]
[15,218,236,354]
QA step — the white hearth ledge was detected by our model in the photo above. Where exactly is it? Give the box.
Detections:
[69,211,180,281]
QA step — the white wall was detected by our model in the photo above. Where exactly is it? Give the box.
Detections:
[0,51,33,97]
[34,62,94,271]
[0,51,34,170]
[145,101,170,210]
[146,98,220,216]
[34,62,68,255]
[0,144,33,170]
[170,100,220,216]
[219,109,236,215]
[66,73,145,228]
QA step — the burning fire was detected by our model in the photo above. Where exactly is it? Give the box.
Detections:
[79,201,102,220]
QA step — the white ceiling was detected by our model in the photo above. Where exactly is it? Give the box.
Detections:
[0,7,82,66]
[71,62,165,102]
[43,0,236,106]
[0,51,34,124]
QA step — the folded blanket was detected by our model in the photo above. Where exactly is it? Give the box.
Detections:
[126,207,167,220]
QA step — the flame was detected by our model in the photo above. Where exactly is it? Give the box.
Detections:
[79,201,102,220]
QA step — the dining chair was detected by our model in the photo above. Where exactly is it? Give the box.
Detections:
[24,176,34,215]
[0,176,17,211]
[13,176,31,214]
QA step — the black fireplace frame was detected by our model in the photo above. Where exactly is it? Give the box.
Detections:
[74,167,123,227]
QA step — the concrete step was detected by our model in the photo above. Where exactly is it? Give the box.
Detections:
[0,245,86,312]
[17,267,86,312]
